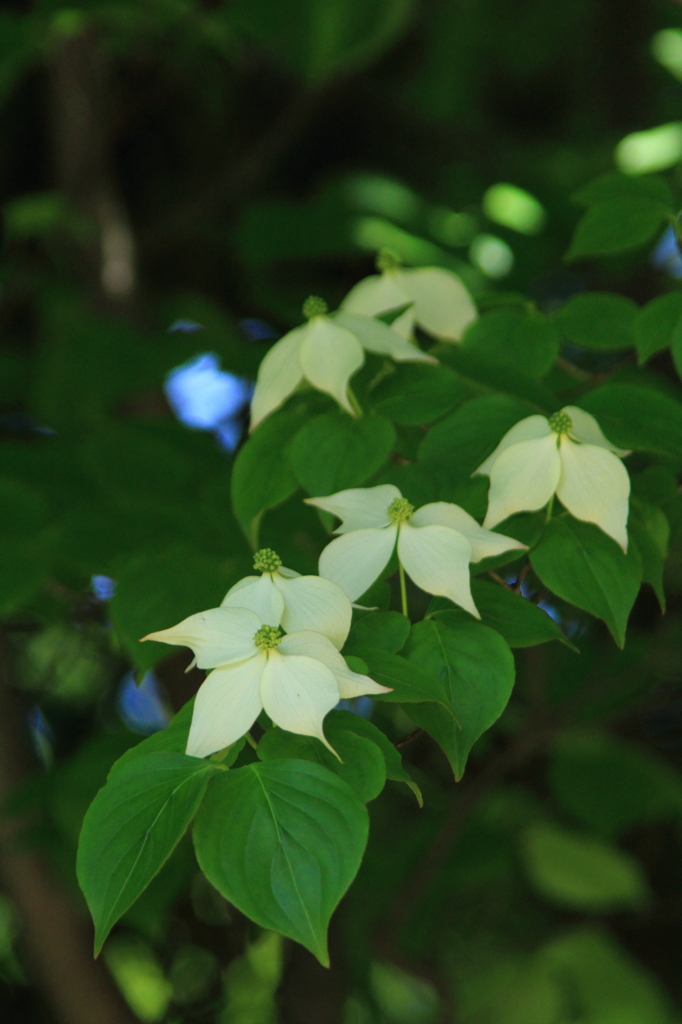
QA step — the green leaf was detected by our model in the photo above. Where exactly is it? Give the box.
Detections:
[565,198,668,260]
[257,721,386,803]
[553,292,637,350]
[520,822,650,911]
[578,383,682,460]
[325,710,422,804]
[437,344,557,410]
[370,363,468,424]
[231,410,304,547]
[418,394,531,481]
[634,292,682,365]
[346,610,410,653]
[192,760,368,964]
[460,309,560,378]
[350,646,449,705]
[289,411,395,495]
[402,613,516,779]
[77,752,218,954]
[628,500,669,611]
[571,171,673,208]
[109,545,242,672]
[469,579,578,651]
[530,518,642,647]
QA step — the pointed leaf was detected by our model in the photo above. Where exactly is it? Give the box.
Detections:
[349,646,449,705]
[578,383,682,460]
[346,610,410,653]
[402,613,515,779]
[469,579,578,650]
[289,411,395,496]
[553,292,637,351]
[530,518,642,646]
[565,198,667,260]
[77,752,219,954]
[192,760,368,964]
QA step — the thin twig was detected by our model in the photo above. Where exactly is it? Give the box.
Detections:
[488,570,514,591]
[395,728,424,749]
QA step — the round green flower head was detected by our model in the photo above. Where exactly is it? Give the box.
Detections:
[376,247,402,272]
[387,496,415,524]
[548,411,573,435]
[302,295,328,319]
[254,625,283,651]
[253,547,282,573]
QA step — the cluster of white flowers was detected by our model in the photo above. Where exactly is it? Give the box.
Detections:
[143,258,632,762]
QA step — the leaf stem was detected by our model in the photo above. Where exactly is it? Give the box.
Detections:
[347,386,363,417]
[398,559,409,618]
[245,732,258,750]
[545,494,555,523]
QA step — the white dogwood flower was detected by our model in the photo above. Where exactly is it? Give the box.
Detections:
[221,547,352,650]
[250,295,435,430]
[306,484,526,617]
[474,406,631,550]
[141,607,389,758]
[340,248,478,343]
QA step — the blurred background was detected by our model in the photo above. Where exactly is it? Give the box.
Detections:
[3,1,682,1022]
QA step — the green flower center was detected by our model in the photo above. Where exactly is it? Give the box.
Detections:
[253,547,282,573]
[302,295,328,319]
[254,625,283,651]
[548,410,573,436]
[387,496,414,524]
[376,247,402,272]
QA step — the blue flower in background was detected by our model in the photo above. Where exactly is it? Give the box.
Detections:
[652,225,682,279]
[117,671,171,735]
[91,574,117,601]
[168,319,205,333]
[164,352,252,451]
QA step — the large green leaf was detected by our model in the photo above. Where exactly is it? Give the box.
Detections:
[349,646,449,705]
[469,579,578,650]
[570,171,673,208]
[634,292,682,365]
[77,752,219,954]
[565,198,668,260]
[402,613,515,778]
[231,409,305,547]
[553,292,637,351]
[257,720,387,803]
[460,309,560,378]
[520,822,650,911]
[324,710,421,803]
[370,363,468,424]
[530,518,642,647]
[578,383,682,461]
[289,411,395,495]
[192,760,368,964]
[437,344,557,410]
[346,610,410,653]
[418,394,531,481]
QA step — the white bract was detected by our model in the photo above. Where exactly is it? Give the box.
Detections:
[221,547,352,650]
[141,607,389,758]
[340,249,477,343]
[306,484,526,617]
[250,295,435,431]
[474,406,631,551]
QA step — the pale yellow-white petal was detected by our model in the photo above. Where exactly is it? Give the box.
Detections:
[483,434,562,529]
[298,317,364,416]
[400,266,478,342]
[259,651,340,754]
[272,573,352,650]
[249,326,306,431]
[398,522,478,617]
[563,405,630,457]
[334,311,436,363]
[319,525,398,602]
[278,631,391,697]
[221,574,284,626]
[411,502,527,562]
[474,415,552,476]
[304,483,399,534]
[557,436,630,551]
[340,271,414,339]
[141,606,261,669]
[186,655,265,758]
